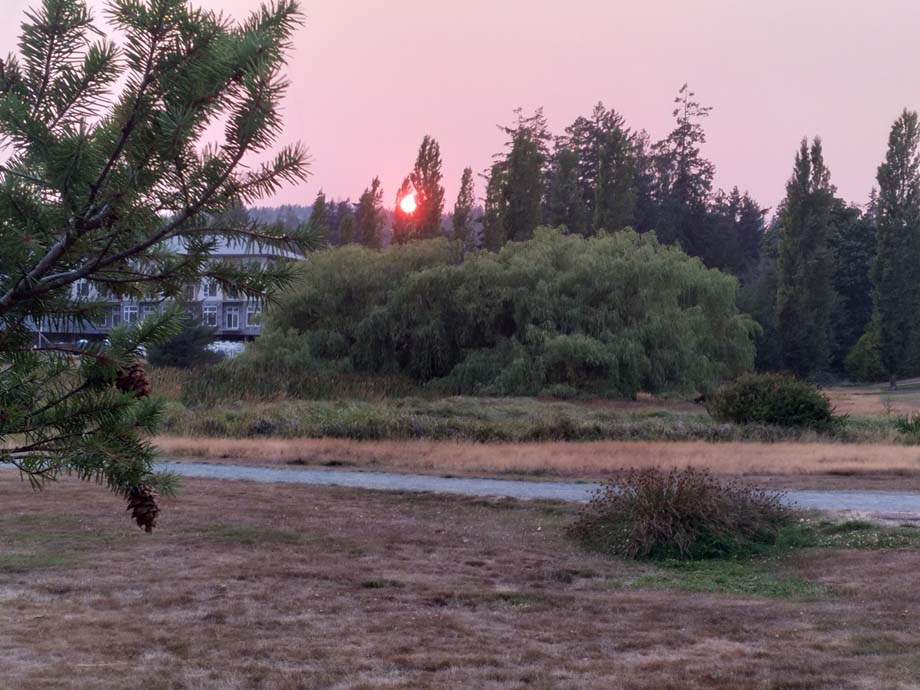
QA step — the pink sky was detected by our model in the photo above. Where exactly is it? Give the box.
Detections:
[3,0,919,213]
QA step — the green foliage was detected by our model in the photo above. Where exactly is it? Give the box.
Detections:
[546,147,587,234]
[355,176,384,248]
[0,0,315,525]
[147,317,220,369]
[845,325,886,383]
[872,110,920,384]
[706,373,836,428]
[410,135,445,240]
[452,167,476,247]
[776,138,837,377]
[250,229,755,399]
[568,468,793,561]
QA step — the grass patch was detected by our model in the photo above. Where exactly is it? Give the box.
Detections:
[631,559,824,599]
[0,552,78,573]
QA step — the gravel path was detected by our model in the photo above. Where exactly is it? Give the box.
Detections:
[157,461,920,513]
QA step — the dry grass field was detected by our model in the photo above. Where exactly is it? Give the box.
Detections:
[153,436,920,491]
[2,473,920,690]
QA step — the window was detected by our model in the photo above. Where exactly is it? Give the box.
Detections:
[202,280,218,298]
[183,283,197,301]
[202,305,218,327]
[123,305,139,323]
[246,302,262,326]
[109,306,122,327]
[141,305,157,320]
[76,280,90,298]
[224,306,240,330]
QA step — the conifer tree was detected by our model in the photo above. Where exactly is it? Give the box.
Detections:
[0,0,318,526]
[309,190,329,239]
[653,84,715,254]
[775,138,837,376]
[872,110,920,387]
[482,162,508,251]
[355,177,385,248]
[452,167,476,247]
[339,211,356,245]
[391,176,415,244]
[546,147,587,234]
[409,135,445,239]
[500,109,551,242]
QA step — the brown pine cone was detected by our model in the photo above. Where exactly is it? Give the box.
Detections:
[116,361,151,398]
[126,483,160,533]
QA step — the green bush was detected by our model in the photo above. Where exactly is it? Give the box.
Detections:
[568,468,792,561]
[706,373,836,428]
[845,326,886,383]
[244,229,756,399]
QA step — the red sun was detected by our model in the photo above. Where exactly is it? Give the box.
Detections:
[399,192,418,215]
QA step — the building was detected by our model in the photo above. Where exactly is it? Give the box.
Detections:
[33,238,302,344]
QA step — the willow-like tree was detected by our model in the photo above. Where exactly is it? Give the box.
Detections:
[775,138,837,377]
[452,167,476,247]
[0,0,319,529]
[409,135,445,239]
[872,110,920,387]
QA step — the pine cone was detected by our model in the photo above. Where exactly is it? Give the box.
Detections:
[126,483,160,533]
[116,361,152,398]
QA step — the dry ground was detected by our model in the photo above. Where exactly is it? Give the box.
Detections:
[2,473,920,689]
[153,436,920,491]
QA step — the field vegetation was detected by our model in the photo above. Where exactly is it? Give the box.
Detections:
[3,473,920,690]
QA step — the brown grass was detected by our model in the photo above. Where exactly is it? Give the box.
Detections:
[154,436,920,490]
[2,473,920,689]
[826,384,920,417]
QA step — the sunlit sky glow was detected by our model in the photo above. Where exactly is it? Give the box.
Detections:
[2,0,919,213]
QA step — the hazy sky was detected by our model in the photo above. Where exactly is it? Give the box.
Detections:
[2,0,919,213]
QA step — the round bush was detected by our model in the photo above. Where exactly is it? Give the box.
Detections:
[568,468,792,561]
[706,373,836,428]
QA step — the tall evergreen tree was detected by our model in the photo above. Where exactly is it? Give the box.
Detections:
[309,190,329,239]
[829,201,876,371]
[546,147,587,234]
[775,138,837,377]
[391,176,415,244]
[563,103,636,233]
[409,135,445,239]
[482,162,508,251]
[0,0,318,525]
[452,167,476,246]
[339,211,356,245]
[498,108,551,242]
[355,177,385,248]
[652,84,715,254]
[872,110,920,387]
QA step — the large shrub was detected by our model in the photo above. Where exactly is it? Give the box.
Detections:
[568,468,792,561]
[706,373,836,428]
[247,229,756,398]
[845,326,886,383]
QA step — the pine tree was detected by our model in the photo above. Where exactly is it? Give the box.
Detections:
[498,109,551,242]
[775,138,837,377]
[872,110,920,387]
[339,211,356,245]
[452,167,476,247]
[546,147,587,234]
[652,84,715,254]
[391,176,415,245]
[355,177,385,248]
[482,162,508,251]
[309,190,329,239]
[409,135,445,239]
[0,0,319,526]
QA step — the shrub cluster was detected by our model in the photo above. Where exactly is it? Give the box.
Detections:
[706,373,836,428]
[568,468,792,561]
[241,229,756,400]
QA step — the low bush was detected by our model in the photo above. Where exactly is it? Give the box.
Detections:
[706,373,836,428]
[568,468,793,561]
[845,326,886,383]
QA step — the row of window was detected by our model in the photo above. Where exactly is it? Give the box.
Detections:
[77,279,248,301]
[103,303,261,330]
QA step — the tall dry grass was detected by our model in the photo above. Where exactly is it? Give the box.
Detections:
[153,436,920,479]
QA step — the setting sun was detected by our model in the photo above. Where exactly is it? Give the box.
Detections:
[399,191,417,215]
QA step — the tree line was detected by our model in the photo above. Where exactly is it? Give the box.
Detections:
[261,87,919,386]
